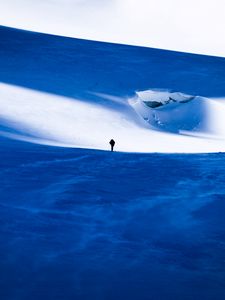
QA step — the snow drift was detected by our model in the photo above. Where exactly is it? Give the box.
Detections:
[1,83,225,153]
[1,26,225,153]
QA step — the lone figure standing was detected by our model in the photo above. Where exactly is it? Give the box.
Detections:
[109,139,115,152]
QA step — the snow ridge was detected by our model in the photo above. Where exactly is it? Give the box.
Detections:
[1,83,225,153]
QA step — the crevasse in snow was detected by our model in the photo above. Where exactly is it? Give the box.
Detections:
[129,89,225,144]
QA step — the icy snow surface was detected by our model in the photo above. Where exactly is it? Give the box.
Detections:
[1,140,225,300]
[1,26,225,153]
[1,19,225,300]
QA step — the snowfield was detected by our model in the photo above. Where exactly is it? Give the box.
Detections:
[1,83,225,153]
[1,26,225,153]
[1,4,225,300]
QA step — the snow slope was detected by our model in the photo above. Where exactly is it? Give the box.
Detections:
[0,0,225,57]
[1,22,225,300]
[1,83,225,153]
[1,26,225,153]
[1,139,225,300]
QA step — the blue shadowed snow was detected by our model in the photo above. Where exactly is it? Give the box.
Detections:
[1,25,225,101]
[0,138,225,300]
[1,25,225,299]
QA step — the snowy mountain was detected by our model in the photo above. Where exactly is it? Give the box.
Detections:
[1,6,225,300]
[1,26,225,152]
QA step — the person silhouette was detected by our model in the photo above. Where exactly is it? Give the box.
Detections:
[109,139,115,152]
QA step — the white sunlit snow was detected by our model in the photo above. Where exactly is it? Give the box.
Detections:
[1,83,225,153]
[0,11,225,167]
[0,0,225,57]
[2,5,225,299]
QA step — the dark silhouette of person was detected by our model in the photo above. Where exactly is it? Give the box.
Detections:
[109,139,115,151]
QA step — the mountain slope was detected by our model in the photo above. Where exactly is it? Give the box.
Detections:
[1,26,225,152]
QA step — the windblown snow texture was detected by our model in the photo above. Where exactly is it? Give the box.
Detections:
[1,137,225,300]
[1,26,225,300]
